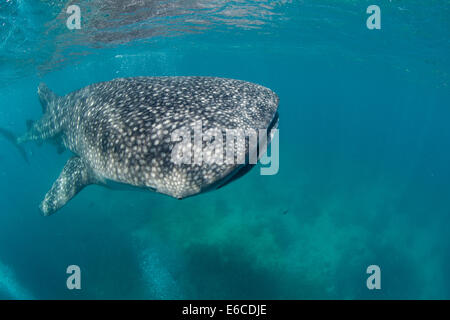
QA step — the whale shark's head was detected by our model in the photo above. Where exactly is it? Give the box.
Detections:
[144,80,280,199]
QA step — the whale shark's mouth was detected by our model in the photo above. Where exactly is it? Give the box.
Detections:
[213,110,279,191]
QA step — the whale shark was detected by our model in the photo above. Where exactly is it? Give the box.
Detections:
[0,77,279,216]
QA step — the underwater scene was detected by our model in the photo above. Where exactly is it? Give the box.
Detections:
[0,0,449,300]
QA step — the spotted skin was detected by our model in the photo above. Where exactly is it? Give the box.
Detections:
[20,77,279,216]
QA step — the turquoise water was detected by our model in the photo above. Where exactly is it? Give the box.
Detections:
[0,0,449,299]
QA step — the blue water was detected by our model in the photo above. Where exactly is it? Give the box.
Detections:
[0,0,449,299]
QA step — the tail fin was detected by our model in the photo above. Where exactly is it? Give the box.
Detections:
[0,128,29,163]
[0,83,60,163]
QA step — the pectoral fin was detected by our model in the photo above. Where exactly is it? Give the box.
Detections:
[40,156,96,216]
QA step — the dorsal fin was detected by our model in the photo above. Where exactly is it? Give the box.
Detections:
[38,83,58,114]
